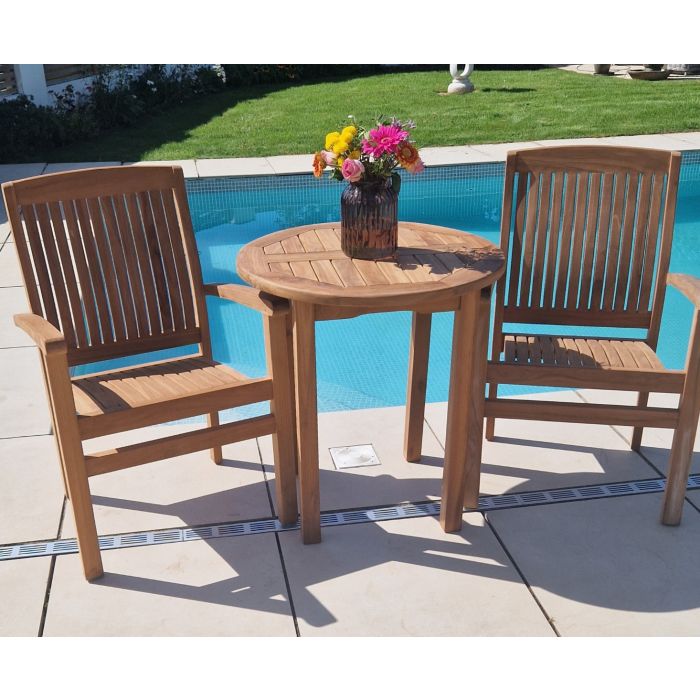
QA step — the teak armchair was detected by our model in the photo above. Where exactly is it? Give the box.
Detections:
[486,146,700,525]
[2,166,297,581]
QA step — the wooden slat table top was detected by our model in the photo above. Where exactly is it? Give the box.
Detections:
[237,222,506,308]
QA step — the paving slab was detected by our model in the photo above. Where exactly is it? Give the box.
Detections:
[266,154,314,175]
[488,492,700,635]
[128,159,199,178]
[0,347,51,438]
[0,221,11,244]
[42,162,121,174]
[665,132,700,147]
[425,391,658,495]
[43,535,295,636]
[259,404,446,514]
[575,388,700,476]
[0,434,65,544]
[0,286,30,347]
[0,243,23,287]
[0,163,46,185]
[597,133,693,150]
[280,512,554,636]
[62,424,272,538]
[196,157,275,177]
[420,146,496,166]
[0,557,52,636]
[469,141,545,161]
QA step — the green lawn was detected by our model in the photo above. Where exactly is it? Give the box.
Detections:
[41,68,700,162]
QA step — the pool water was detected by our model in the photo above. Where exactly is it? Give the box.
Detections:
[76,158,700,417]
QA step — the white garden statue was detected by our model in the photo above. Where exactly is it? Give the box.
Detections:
[448,64,475,94]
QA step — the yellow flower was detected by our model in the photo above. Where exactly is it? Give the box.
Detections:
[349,149,361,159]
[341,125,357,141]
[332,139,350,155]
[337,157,345,166]
[325,131,341,150]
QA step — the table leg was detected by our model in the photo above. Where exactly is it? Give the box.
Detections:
[404,312,432,462]
[292,301,321,544]
[440,288,491,532]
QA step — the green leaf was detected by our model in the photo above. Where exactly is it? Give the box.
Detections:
[391,172,402,194]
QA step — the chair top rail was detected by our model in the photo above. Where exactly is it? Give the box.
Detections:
[2,165,183,206]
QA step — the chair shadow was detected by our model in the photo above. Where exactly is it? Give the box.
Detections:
[89,428,700,628]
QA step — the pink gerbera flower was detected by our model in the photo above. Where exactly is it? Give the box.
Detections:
[361,124,409,158]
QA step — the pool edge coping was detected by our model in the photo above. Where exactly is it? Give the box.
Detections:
[3,132,700,181]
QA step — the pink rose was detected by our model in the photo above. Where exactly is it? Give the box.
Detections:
[341,158,365,182]
[321,150,337,166]
[408,158,425,174]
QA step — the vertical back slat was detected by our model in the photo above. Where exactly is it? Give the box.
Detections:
[615,173,640,310]
[519,172,541,307]
[22,205,59,326]
[75,198,112,343]
[554,173,577,308]
[543,170,564,308]
[137,191,173,333]
[591,172,614,309]
[125,192,160,335]
[565,173,589,308]
[638,174,665,311]
[161,190,197,330]
[86,197,126,341]
[150,191,186,332]
[48,201,88,347]
[63,200,101,345]
[35,203,76,345]
[531,171,552,307]
[507,172,528,307]
[602,173,628,309]
[99,196,138,339]
[579,172,602,309]
[627,173,653,310]
[112,193,150,336]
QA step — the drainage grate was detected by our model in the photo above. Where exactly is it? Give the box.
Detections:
[0,475,697,562]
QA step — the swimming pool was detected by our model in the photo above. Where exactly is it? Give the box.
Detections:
[76,155,700,417]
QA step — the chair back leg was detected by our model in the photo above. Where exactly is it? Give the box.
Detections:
[208,411,223,464]
[631,392,649,451]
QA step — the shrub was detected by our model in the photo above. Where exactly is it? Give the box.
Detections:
[0,64,228,162]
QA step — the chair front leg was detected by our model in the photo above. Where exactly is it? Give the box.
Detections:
[264,311,298,527]
[662,310,700,525]
[45,353,103,580]
[208,411,223,464]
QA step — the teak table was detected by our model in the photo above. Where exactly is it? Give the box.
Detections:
[237,222,506,542]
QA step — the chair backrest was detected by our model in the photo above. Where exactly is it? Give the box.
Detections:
[2,166,208,365]
[496,146,681,345]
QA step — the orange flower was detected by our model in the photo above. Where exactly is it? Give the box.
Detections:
[312,152,326,178]
[396,141,420,168]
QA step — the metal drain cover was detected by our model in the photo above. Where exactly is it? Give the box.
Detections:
[329,444,381,469]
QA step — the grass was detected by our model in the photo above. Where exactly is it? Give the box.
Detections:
[40,68,700,162]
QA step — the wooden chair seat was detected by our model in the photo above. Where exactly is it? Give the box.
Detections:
[71,356,273,440]
[501,335,663,370]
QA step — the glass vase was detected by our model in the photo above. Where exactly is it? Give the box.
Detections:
[340,178,398,259]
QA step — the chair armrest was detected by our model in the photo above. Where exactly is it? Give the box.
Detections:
[668,273,700,308]
[203,284,289,316]
[14,313,67,355]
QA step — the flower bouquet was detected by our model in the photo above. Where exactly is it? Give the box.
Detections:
[313,117,425,259]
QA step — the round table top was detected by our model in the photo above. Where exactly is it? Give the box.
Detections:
[237,222,505,308]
